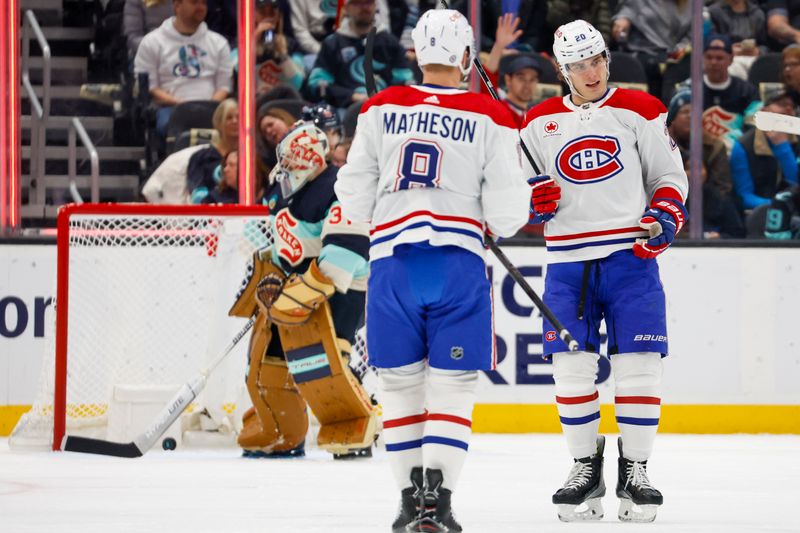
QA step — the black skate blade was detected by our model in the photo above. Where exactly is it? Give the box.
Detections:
[62,435,143,458]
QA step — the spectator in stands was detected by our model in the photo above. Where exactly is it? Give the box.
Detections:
[764,186,800,239]
[233,0,305,95]
[187,98,239,203]
[205,0,237,45]
[458,0,548,53]
[308,0,412,109]
[765,0,800,50]
[201,149,239,204]
[257,102,301,172]
[611,0,692,97]
[679,34,760,150]
[667,89,746,238]
[123,0,173,60]
[708,0,767,49]
[730,87,799,209]
[291,0,391,64]
[499,55,541,124]
[781,44,800,109]
[546,0,611,51]
[332,139,352,168]
[134,0,234,138]
[708,0,767,80]
[481,13,523,85]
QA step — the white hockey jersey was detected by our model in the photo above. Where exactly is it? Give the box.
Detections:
[520,88,689,264]
[335,85,530,262]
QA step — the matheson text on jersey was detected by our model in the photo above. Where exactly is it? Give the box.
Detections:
[383,111,476,143]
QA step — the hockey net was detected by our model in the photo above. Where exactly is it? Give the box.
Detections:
[9,204,373,451]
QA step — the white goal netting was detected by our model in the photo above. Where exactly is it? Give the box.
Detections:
[9,205,373,450]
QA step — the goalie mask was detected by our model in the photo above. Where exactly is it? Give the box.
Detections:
[269,122,330,198]
[412,9,475,77]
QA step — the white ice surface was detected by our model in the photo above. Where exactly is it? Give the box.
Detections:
[1,434,799,533]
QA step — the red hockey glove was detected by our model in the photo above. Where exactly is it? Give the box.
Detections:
[528,175,561,224]
[632,196,687,259]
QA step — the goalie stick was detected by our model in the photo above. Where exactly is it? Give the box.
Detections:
[754,111,800,136]
[62,312,258,457]
[363,3,578,351]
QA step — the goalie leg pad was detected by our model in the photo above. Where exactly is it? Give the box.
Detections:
[238,314,308,453]
[277,301,377,454]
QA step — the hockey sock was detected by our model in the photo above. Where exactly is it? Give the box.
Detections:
[422,368,478,491]
[612,352,663,461]
[552,351,602,459]
[379,361,427,490]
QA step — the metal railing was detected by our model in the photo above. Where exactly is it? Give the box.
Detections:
[21,9,51,208]
[68,118,99,203]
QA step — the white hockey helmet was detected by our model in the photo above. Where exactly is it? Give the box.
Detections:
[411,9,475,77]
[269,122,329,198]
[552,20,610,96]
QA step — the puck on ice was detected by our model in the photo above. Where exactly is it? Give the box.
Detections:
[162,438,177,451]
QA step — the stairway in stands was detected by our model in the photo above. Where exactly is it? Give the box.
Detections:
[20,0,144,226]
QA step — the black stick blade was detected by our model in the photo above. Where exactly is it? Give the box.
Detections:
[62,435,143,458]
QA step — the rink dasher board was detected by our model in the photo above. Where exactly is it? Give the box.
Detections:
[1,243,799,434]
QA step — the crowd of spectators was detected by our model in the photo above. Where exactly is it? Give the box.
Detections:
[115,0,800,240]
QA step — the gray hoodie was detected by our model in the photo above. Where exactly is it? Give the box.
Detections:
[134,17,233,101]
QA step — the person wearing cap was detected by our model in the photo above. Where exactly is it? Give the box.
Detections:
[307,0,413,109]
[675,33,759,151]
[667,89,745,238]
[499,54,541,123]
[478,13,542,123]
[730,87,799,210]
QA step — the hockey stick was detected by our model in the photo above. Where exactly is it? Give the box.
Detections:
[363,6,578,351]
[754,111,800,135]
[61,312,258,457]
[364,26,378,97]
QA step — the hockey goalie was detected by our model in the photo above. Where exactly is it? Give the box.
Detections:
[230,121,377,459]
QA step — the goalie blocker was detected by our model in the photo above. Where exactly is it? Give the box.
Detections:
[230,250,377,456]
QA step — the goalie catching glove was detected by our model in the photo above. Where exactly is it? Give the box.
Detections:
[256,259,336,325]
[528,175,561,224]
[632,193,687,259]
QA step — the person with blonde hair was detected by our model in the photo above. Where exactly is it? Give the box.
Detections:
[187,98,239,203]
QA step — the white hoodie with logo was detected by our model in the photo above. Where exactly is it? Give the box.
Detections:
[134,17,233,102]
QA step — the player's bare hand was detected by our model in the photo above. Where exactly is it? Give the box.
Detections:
[495,13,523,49]
[352,92,369,102]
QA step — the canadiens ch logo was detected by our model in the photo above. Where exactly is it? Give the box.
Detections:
[544,121,559,134]
[545,331,557,342]
[556,135,624,184]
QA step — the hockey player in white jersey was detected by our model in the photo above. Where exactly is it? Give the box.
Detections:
[335,9,530,532]
[520,21,689,523]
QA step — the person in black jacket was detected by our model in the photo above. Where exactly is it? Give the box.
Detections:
[201,149,239,204]
[307,0,413,109]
